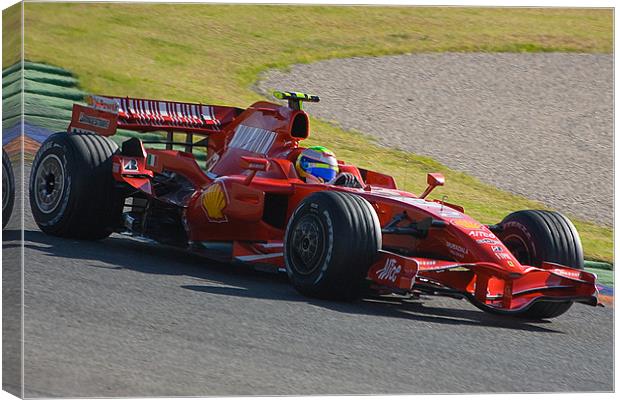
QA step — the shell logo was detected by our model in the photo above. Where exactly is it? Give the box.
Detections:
[201,183,228,222]
[451,219,481,230]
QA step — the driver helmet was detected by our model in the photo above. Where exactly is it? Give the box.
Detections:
[295,146,339,183]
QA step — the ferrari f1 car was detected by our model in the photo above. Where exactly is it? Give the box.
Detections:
[29,91,598,319]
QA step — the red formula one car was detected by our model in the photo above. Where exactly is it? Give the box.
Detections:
[29,91,598,319]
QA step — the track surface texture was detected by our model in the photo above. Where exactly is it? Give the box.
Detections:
[258,53,613,225]
[1,163,612,396]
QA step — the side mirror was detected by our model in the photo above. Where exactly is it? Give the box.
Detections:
[419,172,445,199]
[240,156,269,185]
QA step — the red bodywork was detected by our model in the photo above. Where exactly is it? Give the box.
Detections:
[69,95,598,314]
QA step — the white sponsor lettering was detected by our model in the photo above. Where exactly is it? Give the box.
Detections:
[123,159,139,171]
[393,197,443,208]
[552,269,581,279]
[446,241,467,254]
[476,238,501,245]
[469,230,496,238]
[205,153,220,171]
[440,210,462,218]
[377,258,402,282]
[86,95,120,114]
[79,112,110,129]
[229,124,276,154]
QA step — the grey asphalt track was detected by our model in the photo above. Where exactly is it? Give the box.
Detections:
[0,164,613,397]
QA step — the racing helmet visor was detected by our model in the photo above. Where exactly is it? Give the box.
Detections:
[299,157,338,182]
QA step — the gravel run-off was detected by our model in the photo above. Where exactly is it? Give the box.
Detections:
[257,53,613,225]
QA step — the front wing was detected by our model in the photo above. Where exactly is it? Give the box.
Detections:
[367,251,598,313]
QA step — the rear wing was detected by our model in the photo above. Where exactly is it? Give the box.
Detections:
[69,95,243,150]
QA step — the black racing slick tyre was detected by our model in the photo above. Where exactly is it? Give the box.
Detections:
[497,210,584,319]
[29,132,123,240]
[284,191,382,301]
[3,149,15,229]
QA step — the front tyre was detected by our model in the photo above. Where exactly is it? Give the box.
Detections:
[29,132,123,240]
[498,210,584,319]
[284,191,382,301]
[2,149,15,229]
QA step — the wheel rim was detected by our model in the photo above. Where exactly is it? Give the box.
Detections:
[34,154,65,214]
[289,214,326,275]
[2,163,8,211]
[503,234,532,265]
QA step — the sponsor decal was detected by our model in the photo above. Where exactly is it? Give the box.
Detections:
[417,260,437,266]
[122,158,139,172]
[398,197,443,208]
[446,241,468,258]
[86,95,119,114]
[201,183,228,222]
[451,219,481,230]
[495,253,512,260]
[491,245,504,253]
[552,269,581,279]
[205,152,220,171]
[79,112,110,129]
[248,162,265,169]
[507,261,515,267]
[476,238,501,245]
[229,125,276,154]
[376,258,402,282]
[469,230,495,239]
[440,209,462,218]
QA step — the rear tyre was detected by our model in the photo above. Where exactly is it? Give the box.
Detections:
[497,210,584,319]
[3,149,15,229]
[284,191,382,301]
[29,132,123,240]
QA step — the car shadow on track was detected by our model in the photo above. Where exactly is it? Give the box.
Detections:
[21,229,560,333]
[2,228,22,245]
[181,284,560,333]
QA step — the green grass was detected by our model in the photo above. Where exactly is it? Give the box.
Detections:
[2,3,21,70]
[15,4,614,262]
[586,267,613,287]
